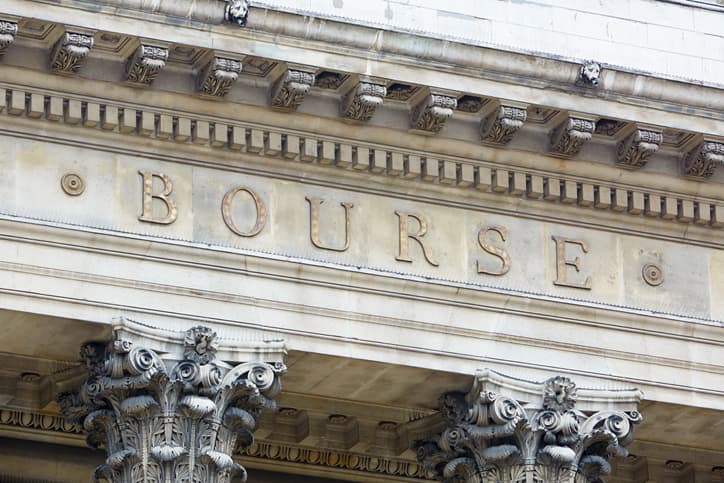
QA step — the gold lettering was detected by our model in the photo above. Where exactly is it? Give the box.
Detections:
[395,211,438,266]
[138,171,177,225]
[306,196,353,252]
[221,187,267,237]
[477,225,510,276]
[552,236,592,289]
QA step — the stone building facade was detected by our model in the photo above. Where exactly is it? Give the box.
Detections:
[0,0,722,482]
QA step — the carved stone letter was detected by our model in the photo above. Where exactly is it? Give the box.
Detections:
[681,141,724,179]
[480,104,527,145]
[125,44,169,86]
[59,322,286,483]
[50,31,94,74]
[550,116,596,157]
[395,211,438,266]
[222,187,267,237]
[0,20,18,57]
[552,235,592,289]
[411,93,457,133]
[138,171,178,225]
[271,67,315,111]
[417,370,642,483]
[198,56,243,97]
[616,128,662,169]
[342,81,387,122]
[477,225,511,276]
[306,197,353,252]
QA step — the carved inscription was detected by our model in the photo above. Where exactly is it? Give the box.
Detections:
[394,211,439,266]
[306,197,353,252]
[136,171,605,290]
[222,187,267,237]
[552,236,592,289]
[477,225,510,276]
[138,171,178,224]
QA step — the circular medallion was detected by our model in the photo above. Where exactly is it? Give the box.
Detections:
[60,173,85,196]
[642,263,664,286]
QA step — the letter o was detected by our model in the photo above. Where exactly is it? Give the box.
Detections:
[221,187,267,237]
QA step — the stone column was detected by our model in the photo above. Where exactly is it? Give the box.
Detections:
[416,370,642,483]
[58,321,286,483]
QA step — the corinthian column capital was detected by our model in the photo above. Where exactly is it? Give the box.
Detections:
[59,319,286,483]
[416,370,642,483]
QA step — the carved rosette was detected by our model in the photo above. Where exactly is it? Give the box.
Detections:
[342,81,387,122]
[198,56,243,97]
[416,374,642,483]
[271,68,316,111]
[480,105,528,145]
[681,141,724,179]
[0,20,18,57]
[125,44,169,86]
[616,129,662,169]
[412,94,458,133]
[225,0,250,26]
[550,117,597,157]
[50,31,94,74]
[58,325,286,483]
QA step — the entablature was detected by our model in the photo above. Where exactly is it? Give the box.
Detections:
[0,1,722,183]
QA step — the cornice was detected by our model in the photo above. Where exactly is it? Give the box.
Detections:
[0,81,721,234]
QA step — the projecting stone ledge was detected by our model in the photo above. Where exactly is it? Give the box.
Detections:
[415,369,642,483]
[58,319,286,483]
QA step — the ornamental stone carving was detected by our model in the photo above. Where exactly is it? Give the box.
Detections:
[342,81,387,122]
[58,322,286,483]
[50,31,94,74]
[578,61,601,87]
[616,129,662,169]
[416,370,642,483]
[224,0,250,26]
[480,105,527,145]
[412,93,458,133]
[550,116,597,157]
[198,56,243,98]
[0,20,18,57]
[125,44,169,86]
[271,68,316,111]
[681,141,724,179]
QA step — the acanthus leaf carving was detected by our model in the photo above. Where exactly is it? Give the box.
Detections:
[681,141,724,179]
[342,81,387,122]
[416,371,642,483]
[0,20,18,57]
[198,56,243,98]
[411,93,457,133]
[125,44,169,86]
[480,105,528,145]
[50,31,94,74]
[616,128,662,169]
[58,324,286,483]
[550,116,597,157]
[271,68,316,111]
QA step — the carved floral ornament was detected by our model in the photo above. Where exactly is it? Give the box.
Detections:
[58,323,286,483]
[416,371,642,483]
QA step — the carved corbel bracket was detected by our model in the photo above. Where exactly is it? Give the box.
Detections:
[50,31,94,75]
[198,55,243,98]
[550,115,597,157]
[0,20,18,57]
[616,128,662,169]
[411,93,457,133]
[271,67,316,111]
[125,43,169,86]
[480,103,528,145]
[341,80,387,122]
[681,140,724,179]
